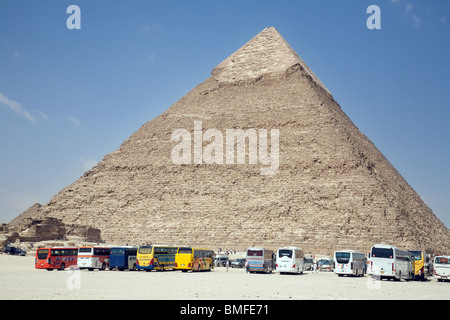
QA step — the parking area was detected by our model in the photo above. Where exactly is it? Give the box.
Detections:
[0,255,448,300]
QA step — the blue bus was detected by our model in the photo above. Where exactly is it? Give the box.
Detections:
[109,247,138,271]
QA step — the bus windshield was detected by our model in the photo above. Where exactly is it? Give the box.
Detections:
[435,257,449,264]
[178,247,192,254]
[409,251,422,260]
[111,248,125,255]
[37,249,49,259]
[138,246,153,254]
[335,252,351,264]
[371,247,393,259]
[247,250,263,257]
[278,249,292,258]
[79,247,93,253]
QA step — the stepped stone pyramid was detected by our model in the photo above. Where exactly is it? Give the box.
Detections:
[32,27,448,254]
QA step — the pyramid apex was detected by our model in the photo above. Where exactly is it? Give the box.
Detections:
[212,27,329,94]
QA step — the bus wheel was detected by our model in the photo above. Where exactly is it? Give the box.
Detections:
[101,263,106,271]
[131,264,137,271]
[59,263,65,271]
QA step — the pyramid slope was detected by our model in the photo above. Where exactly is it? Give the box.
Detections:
[35,27,449,254]
[8,203,42,226]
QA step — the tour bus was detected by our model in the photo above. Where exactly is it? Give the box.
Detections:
[304,254,314,271]
[334,250,366,277]
[109,246,138,271]
[35,247,78,271]
[408,250,429,281]
[77,246,110,271]
[318,257,334,271]
[368,244,413,281]
[175,247,215,272]
[433,256,450,282]
[246,247,275,273]
[136,245,179,271]
[275,247,304,274]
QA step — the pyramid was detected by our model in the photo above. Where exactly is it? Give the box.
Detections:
[33,27,448,254]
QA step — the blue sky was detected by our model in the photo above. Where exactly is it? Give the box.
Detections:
[0,0,449,228]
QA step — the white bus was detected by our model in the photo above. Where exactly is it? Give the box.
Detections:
[304,254,314,270]
[77,247,110,271]
[433,256,450,282]
[368,244,413,281]
[276,247,304,274]
[334,250,366,277]
[246,247,274,273]
[318,257,334,271]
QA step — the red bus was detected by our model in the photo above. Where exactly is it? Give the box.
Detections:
[35,247,78,271]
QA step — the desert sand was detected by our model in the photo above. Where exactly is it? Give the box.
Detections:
[0,254,448,300]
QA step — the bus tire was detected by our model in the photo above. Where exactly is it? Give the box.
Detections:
[59,263,65,271]
[101,263,106,271]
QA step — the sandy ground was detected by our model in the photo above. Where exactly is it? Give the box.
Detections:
[0,254,448,300]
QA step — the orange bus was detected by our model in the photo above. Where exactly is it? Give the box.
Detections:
[35,247,78,271]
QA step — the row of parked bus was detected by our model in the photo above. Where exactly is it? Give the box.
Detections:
[366,244,450,281]
[320,244,449,281]
[244,244,450,281]
[34,244,450,281]
[35,245,215,272]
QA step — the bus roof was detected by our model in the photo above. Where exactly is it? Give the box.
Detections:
[277,246,303,250]
[38,247,78,250]
[79,246,110,249]
[138,245,178,248]
[110,246,137,249]
[371,244,399,249]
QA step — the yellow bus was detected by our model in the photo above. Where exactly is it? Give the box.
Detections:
[136,245,178,271]
[409,250,429,281]
[175,247,215,272]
